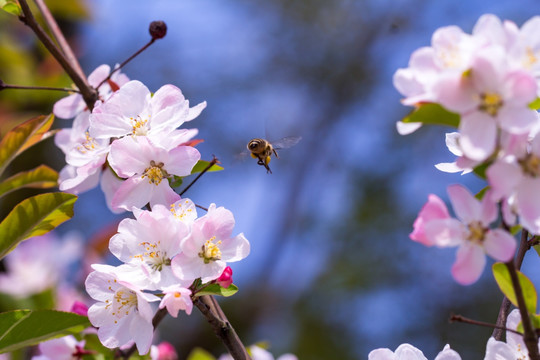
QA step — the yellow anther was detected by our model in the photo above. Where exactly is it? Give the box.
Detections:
[478,92,503,116]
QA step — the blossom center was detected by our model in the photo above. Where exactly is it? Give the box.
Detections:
[467,221,486,243]
[199,236,222,264]
[520,153,540,177]
[170,200,194,221]
[142,160,169,185]
[478,92,503,116]
[76,132,98,153]
[524,47,538,69]
[106,287,138,323]
[133,241,171,271]
[130,115,150,136]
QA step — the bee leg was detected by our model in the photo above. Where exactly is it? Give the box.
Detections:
[273,149,279,159]
[264,155,272,174]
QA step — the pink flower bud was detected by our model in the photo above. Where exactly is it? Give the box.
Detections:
[70,301,89,316]
[217,266,233,288]
[157,341,178,360]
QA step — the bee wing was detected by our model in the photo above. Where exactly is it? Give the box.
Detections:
[235,149,252,162]
[271,136,302,150]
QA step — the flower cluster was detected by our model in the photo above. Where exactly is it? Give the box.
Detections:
[395,14,540,285]
[51,66,251,354]
[84,200,249,354]
[54,65,205,213]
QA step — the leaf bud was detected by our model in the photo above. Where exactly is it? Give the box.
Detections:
[149,20,167,40]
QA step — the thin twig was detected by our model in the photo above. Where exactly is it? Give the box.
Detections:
[493,229,529,340]
[0,82,79,93]
[179,156,219,196]
[33,0,86,80]
[17,0,97,110]
[450,314,522,336]
[96,38,156,90]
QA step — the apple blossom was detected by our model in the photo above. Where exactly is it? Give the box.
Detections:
[434,45,538,162]
[85,264,160,355]
[108,204,190,289]
[107,136,200,210]
[53,64,129,119]
[487,131,540,234]
[415,185,516,285]
[89,80,206,143]
[171,204,250,283]
[55,113,111,194]
[159,285,193,317]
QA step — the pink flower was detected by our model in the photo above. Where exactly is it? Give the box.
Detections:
[410,194,450,246]
[171,204,250,283]
[216,266,233,288]
[417,185,516,285]
[85,264,160,355]
[107,136,200,211]
[158,285,193,317]
[435,46,537,161]
[89,80,205,145]
[108,204,190,289]
[368,343,461,360]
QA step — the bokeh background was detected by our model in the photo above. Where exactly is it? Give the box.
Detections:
[2,0,540,358]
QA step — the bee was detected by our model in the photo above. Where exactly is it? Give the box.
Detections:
[247,136,301,174]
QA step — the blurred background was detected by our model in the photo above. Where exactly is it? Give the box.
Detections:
[2,0,540,358]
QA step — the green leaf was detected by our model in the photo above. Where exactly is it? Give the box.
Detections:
[0,192,77,259]
[0,310,90,353]
[472,161,490,180]
[0,165,58,199]
[193,284,239,298]
[493,262,537,314]
[0,114,55,177]
[191,160,224,174]
[169,175,183,188]
[401,103,460,128]
[186,347,216,360]
[0,0,21,16]
[530,97,540,110]
[474,186,489,200]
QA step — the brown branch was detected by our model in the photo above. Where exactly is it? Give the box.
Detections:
[17,0,98,110]
[506,260,540,359]
[493,229,529,340]
[32,0,86,81]
[194,295,251,360]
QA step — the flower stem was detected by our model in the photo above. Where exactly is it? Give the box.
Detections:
[179,156,219,196]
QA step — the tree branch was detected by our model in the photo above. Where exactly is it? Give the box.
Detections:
[32,0,86,81]
[492,229,529,340]
[17,0,98,110]
[506,260,540,359]
[194,295,251,360]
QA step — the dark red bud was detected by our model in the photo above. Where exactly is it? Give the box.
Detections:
[149,21,167,40]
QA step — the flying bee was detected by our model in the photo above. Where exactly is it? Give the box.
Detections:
[247,136,301,174]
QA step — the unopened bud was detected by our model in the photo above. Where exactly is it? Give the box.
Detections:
[149,21,167,40]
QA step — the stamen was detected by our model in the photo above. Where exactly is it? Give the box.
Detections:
[142,160,169,185]
[199,236,222,264]
[478,92,503,116]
